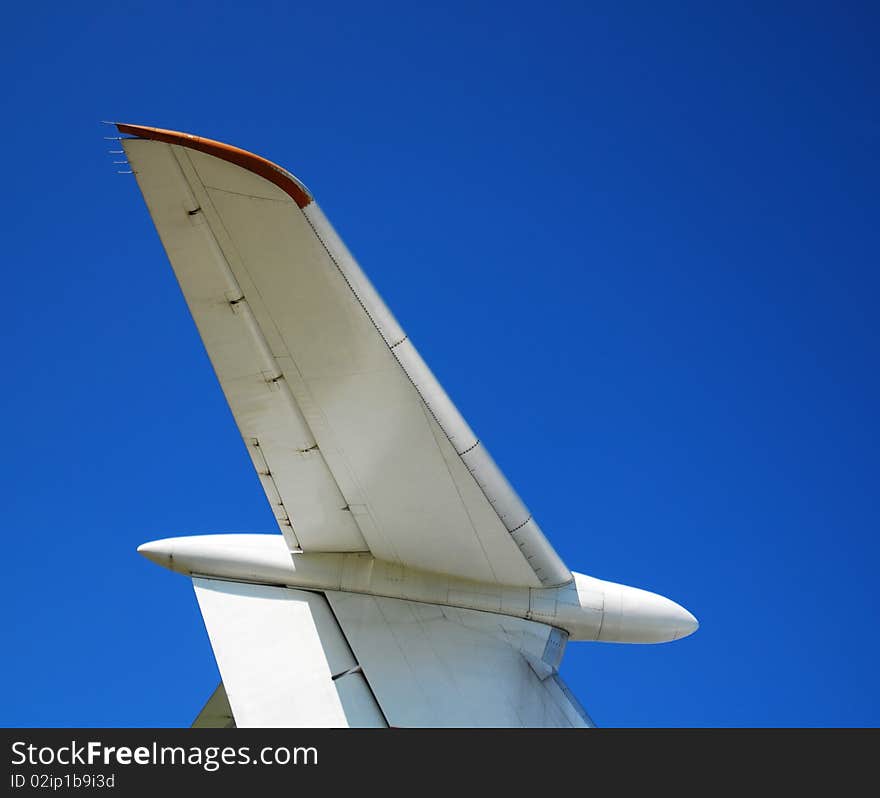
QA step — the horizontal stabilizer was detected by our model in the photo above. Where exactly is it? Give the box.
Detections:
[122,127,571,588]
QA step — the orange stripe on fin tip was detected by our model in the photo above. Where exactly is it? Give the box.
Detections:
[115,123,313,209]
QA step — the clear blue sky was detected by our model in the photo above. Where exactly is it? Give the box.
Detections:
[1,1,877,727]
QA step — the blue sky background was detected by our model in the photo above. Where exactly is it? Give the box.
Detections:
[1,1,877,727]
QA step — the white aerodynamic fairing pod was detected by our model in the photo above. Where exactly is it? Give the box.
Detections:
[119,124,698,728]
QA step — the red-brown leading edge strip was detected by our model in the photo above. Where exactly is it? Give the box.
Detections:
[116,123,313,209]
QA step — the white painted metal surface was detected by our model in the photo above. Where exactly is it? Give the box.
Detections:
[191,578,386,727]
[141,534,699,644]
[123,136,570,587]
[121,124,700,727]
[325,591,593,727]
